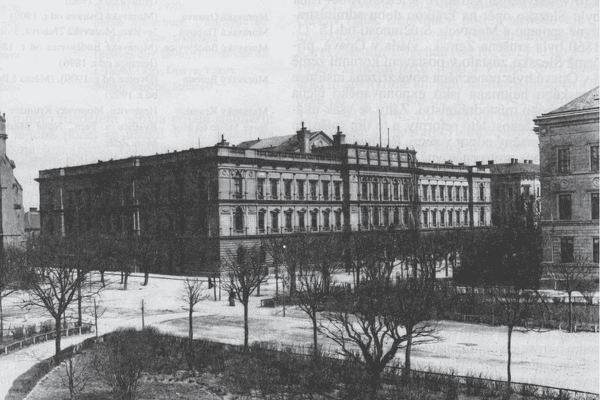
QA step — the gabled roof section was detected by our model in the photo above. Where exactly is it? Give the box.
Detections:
[546,87,599,115]
[235,131,333,153]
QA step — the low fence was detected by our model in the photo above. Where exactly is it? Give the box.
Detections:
[1,323,94,357]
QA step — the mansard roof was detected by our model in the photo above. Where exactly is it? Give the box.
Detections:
[489,162,540,175]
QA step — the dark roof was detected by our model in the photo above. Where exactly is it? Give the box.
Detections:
[546,87,599,115]
[489,163,540,175]
[24,211,40,232]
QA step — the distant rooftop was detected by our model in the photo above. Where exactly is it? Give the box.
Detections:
[489,161,539,175]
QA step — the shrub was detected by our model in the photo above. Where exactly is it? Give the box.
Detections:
[12,326,24,340]
[39,321,53,334]
[25,324,37,337]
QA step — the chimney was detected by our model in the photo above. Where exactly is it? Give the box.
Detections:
[514,158,518,164]
[488,160,494,165]
[297,122,310,153]
[333,126,346,146]
[216,134,229,147]
[0,112,7,157]
[475,161,482,167]
[29,207,38,212]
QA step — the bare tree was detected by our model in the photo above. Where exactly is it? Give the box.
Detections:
[22,235,102,364]
[89,296,106,339]
[132,235,161,286]
[0,246,23,339]
[550,255,595,332]
[319,279,407,400]
[59,353,95,400]
[222,245,268,351]
[179,277,207,375]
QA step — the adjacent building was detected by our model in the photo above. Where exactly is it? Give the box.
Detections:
[487,159,541,226]
[533,87,599,275]
[0,113,25,248]
[37,123,491,275]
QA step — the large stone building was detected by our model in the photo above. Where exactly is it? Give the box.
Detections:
[487,158,541,226]
[0,113,25,248]
[37,123,491,275]
[533,87,599,274]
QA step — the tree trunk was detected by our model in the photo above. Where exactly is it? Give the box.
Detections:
[54,317,62,365]
[368,369,381,400]
[77,270,82,327]
[120,271,124,284]
[189,306,193,341]
[404,326,413,379]
[0,295,3,339]
[312,312,318,358]
[124,273,129,290]
[243,302,249,351]
[568,292,573,333]
[100,271,105,287]
[507,325,513,390]
[143,270,149,286]
[257,282,261,297]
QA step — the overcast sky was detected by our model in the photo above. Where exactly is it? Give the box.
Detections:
[0,0,598,208]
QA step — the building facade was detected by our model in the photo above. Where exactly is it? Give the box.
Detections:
[0,113,25,248]
[533,87,599,274]
[487,159,541,226]
[37,123,491,274]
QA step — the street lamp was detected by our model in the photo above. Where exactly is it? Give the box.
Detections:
[282,244,286,317]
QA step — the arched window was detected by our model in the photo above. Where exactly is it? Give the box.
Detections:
[323,209,330,230]
[284,209,293,232]
[456,209,461,225]
[297,209,306,231]
[440,209,445,226]
[234,207,244,232]
[334,209,342,229]
[432,209,437,226]
[258,209,266,233]
[463,209,469,224]
[234,172,243,199]
[310,209,318,231]
[271,210,279,233]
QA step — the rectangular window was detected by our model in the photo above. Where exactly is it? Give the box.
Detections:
[383,183,389,200]
[403,207,409,226]
[394,207,400,225]
[422,211,428,226]
[361,181,368,200]
[258,212,265,233]
[440,186,445,201]
[594,238,599,263]
[270,179,279,200]
[591,146,599,172]
[323,212,330,229]
[455,187,460,201]
[479,185,484,201]
[463,209,468,224]
[335,210,342,228]
[334,181,342,200]
[422,185,428,201]
[383,208,389,226]
[480,207,485,225]
[432,210,437,226]
[560,237,574,263]
[297,180,305,200]
[592,193,599,220]
[558,194,572,220]
[284,180,292,200]
[393,182,399,200]
[372,182,379,200]
[361,207,369,228]
[523,185,530,196]
[463,187,468,201]
[310,181,318,200]
[440,210,445,226]
[257,179,265,200]
[285,212,292,231]
[448,187,453,201]
[403,181,409,201]
[271,212,279,232]
[431,185,437,201]
[448,211,453,226]
[558,148,570,174]
[322,181,330,200]
[311,212,318,231]
[298,212,305,229]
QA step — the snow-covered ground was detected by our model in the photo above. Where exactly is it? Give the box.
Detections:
[1,272,598,398]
